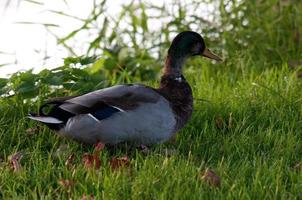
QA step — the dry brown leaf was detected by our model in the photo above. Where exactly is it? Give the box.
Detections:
[65,154,75,168]
[25,126,40,136]
[289,61,301,69]
[201,169,221,187]
[8,152,24,172]
[58,179,76,188]
[10,159,22,172]
[293,161,302,172]
[82,153,101,170]
[10,152,23,160]
[94,142,105,152]
[288,60,302,69]
[109,156,130,170]
[81,195,94,200]
[215,115,224,129]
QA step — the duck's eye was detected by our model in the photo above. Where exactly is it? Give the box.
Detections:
[191,43,202,55]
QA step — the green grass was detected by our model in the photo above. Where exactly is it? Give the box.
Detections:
[0,0,301,199]
[0,59,301,199]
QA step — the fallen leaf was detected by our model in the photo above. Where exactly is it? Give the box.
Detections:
[82,153,101,170]
[65,154,75,168]
[288,60,302,69]
[25,126,40,136]
[81,195,94,200]
[201,169,221,187]
[10,152,23,160]
[215,115,224,129]
[94,142,105,152]
[293,161,302,172]
[8,152,24,172]
[10,160,22,172]
[58,179,76,189]
[109,156,130,170]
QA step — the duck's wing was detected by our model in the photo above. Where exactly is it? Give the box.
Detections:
[29,84,161,128]
[61,84,160,114]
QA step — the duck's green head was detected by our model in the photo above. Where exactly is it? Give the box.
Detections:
[168,31,222,61]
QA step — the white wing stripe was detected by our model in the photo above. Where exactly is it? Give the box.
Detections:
[87,113,100,122]
[110,105,125,112]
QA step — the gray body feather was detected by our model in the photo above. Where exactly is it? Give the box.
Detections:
[50,84,176,145]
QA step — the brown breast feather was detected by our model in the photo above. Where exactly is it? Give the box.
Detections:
[156,75,193,131]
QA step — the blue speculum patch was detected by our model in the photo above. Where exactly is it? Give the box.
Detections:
[92,106,121,120]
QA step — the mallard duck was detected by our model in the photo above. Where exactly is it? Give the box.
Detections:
[29,31,222,145]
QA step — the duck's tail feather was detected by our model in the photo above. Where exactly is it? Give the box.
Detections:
[28,114,63,124]
[28,112,65,131]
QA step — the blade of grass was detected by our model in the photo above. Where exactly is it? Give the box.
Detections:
[23,0,44,5]
[0,63,15,67]
[47,10,84,21]
[15,21,60,27]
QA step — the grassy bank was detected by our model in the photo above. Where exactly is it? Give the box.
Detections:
[0,0,302,199]
[0,58,301,199]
